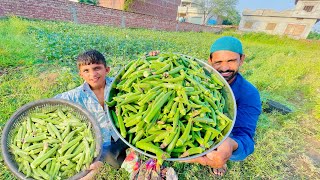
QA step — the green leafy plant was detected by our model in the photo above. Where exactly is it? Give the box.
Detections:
[79,0,98,6]
[307,31,320,40]
[124,0,135,11]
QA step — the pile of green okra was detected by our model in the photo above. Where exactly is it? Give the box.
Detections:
[9,107,96,179]
[107,53,233,163]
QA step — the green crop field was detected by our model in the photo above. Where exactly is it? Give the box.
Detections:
[0,17,319,179]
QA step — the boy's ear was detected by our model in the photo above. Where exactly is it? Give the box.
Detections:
[106,66,110,74]
[79,71,83,78]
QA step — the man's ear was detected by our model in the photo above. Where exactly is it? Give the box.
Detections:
[239,54,245,66]
[208,54,213,66]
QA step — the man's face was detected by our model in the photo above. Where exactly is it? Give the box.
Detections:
[79,63,110,90]
[208,50,244,84]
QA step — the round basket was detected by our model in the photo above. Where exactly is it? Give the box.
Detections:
[1,98,102,180]
[106,54,236,161]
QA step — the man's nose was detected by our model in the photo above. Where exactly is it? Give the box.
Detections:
[220,62,229,72]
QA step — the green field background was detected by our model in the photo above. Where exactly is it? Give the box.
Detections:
[0,17,319,179]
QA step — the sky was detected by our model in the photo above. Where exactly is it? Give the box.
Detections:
[236,0,320,31]
[237,0,295,12]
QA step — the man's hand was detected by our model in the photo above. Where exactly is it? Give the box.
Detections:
[148,50,160,56]
[182,137,238,168]
[80,161,104,180]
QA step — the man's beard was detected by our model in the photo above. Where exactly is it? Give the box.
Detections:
[218,70,237,82]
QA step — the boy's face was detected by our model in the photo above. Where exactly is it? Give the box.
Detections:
[79,63,110,90]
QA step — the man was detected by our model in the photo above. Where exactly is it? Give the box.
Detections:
[55,50,128,179]
[186,36,262,176]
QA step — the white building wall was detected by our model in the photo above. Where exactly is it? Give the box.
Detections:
[239,16,317,39]
[239,0,320,39]
[294,0,320,18]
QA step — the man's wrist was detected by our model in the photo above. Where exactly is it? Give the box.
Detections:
[228,137,239,152]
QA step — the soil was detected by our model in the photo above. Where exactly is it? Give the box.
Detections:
[304,136,320,167]
[0,68,7,76]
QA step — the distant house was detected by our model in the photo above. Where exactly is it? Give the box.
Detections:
[177,0,217,25]
[69,0,181,21]
[239,0,320,39]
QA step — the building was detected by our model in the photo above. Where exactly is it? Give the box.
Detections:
[178,0,203,24]
[239,0,320,39]
[177,0,218,25]
[69,0,181,20]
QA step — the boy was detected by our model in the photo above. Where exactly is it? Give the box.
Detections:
[55,50,128,179]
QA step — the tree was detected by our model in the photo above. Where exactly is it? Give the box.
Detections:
[194,0,239,25]
[222,11,241,25]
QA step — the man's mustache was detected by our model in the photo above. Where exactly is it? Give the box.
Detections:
[218,70,235,73]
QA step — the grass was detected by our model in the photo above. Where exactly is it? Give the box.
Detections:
[307,31,320,40]
[0,16,319,179]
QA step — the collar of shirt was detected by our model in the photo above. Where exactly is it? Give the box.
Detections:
[81,77,114,109]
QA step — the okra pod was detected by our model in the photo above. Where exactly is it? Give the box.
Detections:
[166,127,180,153]
[30,117,46,125]
[160,130,176,149]
[24,134,47,143]
[116,107,127,138]
[180,147,204,158]
[48,122,62,141]
[61,125,71,140]
[139,134,158,143]
[39,158,52,169]
[176,119,193,147]
[144,91,172,123]
[57,109,67,120]
[76,153,84,172]
[136,141,168,160]
[172,146,187,153]
[58,136,82,154]
[132,130,144,145]
[36,167,50,180]
[24,161,32,177]
[31,145,58,169]
[65,142,79,156]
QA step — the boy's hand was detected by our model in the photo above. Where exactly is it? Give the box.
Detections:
[80,161,104,180]
[148,50,160,56]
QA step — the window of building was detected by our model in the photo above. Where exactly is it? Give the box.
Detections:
[284,24,306,36]
[292,25,306,36]
[244,21,254,29]
[303,6,314,12]
[265,23,277,30]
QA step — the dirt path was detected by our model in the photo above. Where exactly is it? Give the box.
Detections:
[0,68,7,76]
[297,114,320,178]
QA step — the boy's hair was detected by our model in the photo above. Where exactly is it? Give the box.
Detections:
[77,50,107,68]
